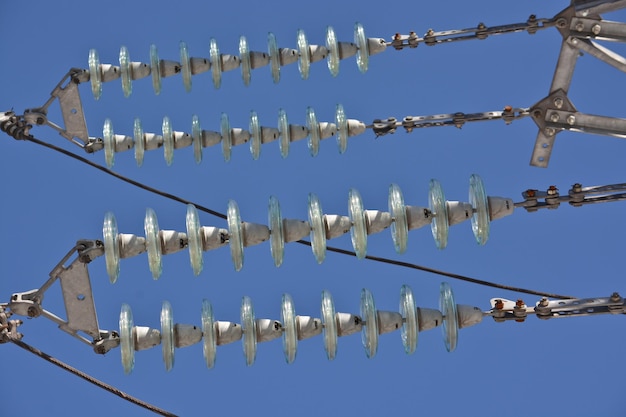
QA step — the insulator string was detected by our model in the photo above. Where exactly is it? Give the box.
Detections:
[99,105,363,167]
[118,284,468,372]
[87,23,386,99]
[103,176,513,279]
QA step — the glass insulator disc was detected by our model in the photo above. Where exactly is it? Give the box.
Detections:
[429,179,449,249]
[144,208,162,279]
[186,204,203,276]
[103,211,120,284]
[88,49,102,100]
[161,300,175,371]
[360,288,378,359]
[321,290,337,360]
[191,114,203,164]
[399,284,417,354]
[241,296,257,366]
[119,45,132,97]
[469,173,490,245]
[227,199,244,271]
[326,26,340,77]
[150,44,161,95]
[439,282,458,353]
[103,118,115,168]
[268,196,285,267]
[162,116,174,166]
[281,293,297,364]
[308,193,326,264]
[201,299,217,369]
[348,188,367,259]
[389,183,408,254]
[180,41,192,92]
[119,303,135,374]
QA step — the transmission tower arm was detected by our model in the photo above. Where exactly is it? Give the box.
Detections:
[530,0,626,167]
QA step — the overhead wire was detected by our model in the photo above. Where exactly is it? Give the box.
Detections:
[20,134,575,300]
[9,338,178,417]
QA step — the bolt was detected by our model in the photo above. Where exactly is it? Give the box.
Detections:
[575,21,585,32]
[556,18,567,28]
[570,37,579,45]
[545,127,555,137]
[426,29,434,37]
[550,112,560,123]
[95,345,107,355]
[547,185,558,195]
[539,298,549,307]
[503,105,513,113]
[27,306,38,318]
[515,299,525,308]
[567,115,576,125]
[533,110,542,118]
[494,299,504,310]
[611,292,621,302]
[592,24,601,35]
[553,97,563,109]
[394,33,402,41]
[36,117,45,125]
[526,189,536,198]
[572,183,582,193]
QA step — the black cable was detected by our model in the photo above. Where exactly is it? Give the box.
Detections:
[24,136,226,220]
[301,241,574,299]
[23,135,574,299]
[9,338,178,417]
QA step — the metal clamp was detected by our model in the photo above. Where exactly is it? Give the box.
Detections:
[0,306,23,343]
[488,292,626,322]
[371,107,530,137]
[515,182,626,212]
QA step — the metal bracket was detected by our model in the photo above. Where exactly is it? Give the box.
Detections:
[15,69,99,151]
[6,240,118,354]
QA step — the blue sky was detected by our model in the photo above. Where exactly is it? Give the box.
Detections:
[2,1,626,416]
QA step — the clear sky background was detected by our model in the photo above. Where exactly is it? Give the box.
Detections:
[2,1,626,416]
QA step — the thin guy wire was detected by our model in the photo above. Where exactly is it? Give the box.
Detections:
[9,338,178,417]
[23,135,575,299]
